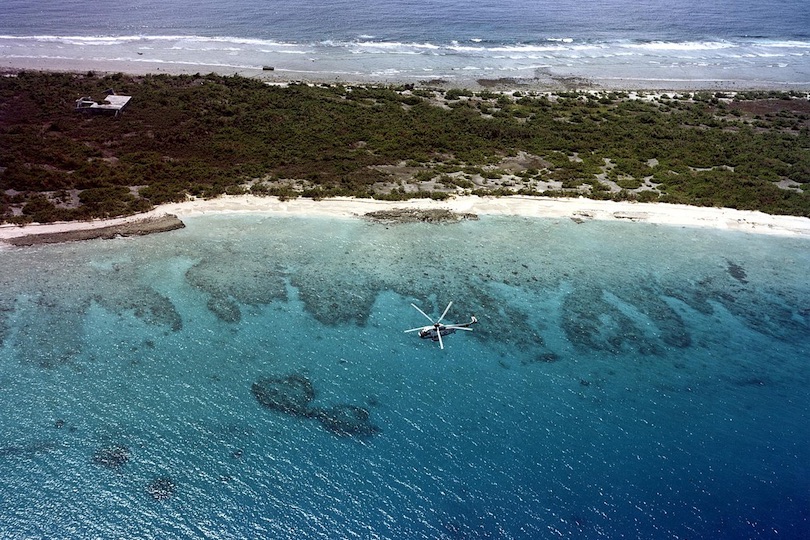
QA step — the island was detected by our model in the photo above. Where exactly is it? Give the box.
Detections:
[1,70,808,242]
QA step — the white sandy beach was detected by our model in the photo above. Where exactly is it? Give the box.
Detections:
[2,195,810,243]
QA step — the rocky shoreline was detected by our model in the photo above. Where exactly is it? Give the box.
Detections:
[2,214,185,246]
[362,208,479,224]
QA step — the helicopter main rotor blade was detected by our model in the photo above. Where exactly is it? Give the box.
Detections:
[404,326,429,333]
[410,303,436,324]
[437,301,453,324]
[436,328,444,350]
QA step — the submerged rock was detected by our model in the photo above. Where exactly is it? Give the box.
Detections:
[146,476,176,501]
[252,374,380,438]
[726,259,749,284]
[93,444,130,469]
[251,374,316,417]
[314,404,379,438]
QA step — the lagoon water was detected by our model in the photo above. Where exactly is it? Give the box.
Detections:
[2,0,810,86]
[0,214,808,538]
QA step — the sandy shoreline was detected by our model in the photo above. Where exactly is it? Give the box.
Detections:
[4,57,809,93]
[2,195,810,246]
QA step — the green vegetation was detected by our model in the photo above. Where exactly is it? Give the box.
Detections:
[1,71,809,223]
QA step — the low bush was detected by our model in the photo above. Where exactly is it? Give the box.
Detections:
[1,72,808,222]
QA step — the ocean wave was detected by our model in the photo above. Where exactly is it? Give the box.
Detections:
[0,34,810,55]
[756,40,810,49]
[2,52,260,71]
[0,34,307,50]
[447,43,606,54]
[620,40,737,51]
[342,40,441,52]
[1,33,808,85]
[4,34,810,54]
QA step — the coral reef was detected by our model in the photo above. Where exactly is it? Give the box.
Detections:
[561,284,691,354]
[13,302,86,368]
[292,280,380,326]
[185,255,287,323]
[146,476,176,501]
[251,375,316,417]
[92,287,183,332]
[92,444,130,469]
[0,441,62,458]
[726,259,749,284]
[0,298,11,346]
[206,294,242,324]
[252,373,379,438]
[315,405,379,438]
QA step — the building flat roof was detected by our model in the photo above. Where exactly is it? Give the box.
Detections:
[75,94,132,114]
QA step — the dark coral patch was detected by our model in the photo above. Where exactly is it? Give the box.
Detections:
[251,374,316,417]
[92,287,182,332]
[314,405,379,438]
[146,476,176,501]
[207,294,242,323]
[185,256,287,323]
[726,259,749,284]
[561,285,691,354]
[252,374,379,438]
[521,352,560,365]
[93,444,130,469]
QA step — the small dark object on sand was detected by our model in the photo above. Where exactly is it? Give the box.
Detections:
[251,374,316,417]
[147,476,176,501]
[93,444,130,469]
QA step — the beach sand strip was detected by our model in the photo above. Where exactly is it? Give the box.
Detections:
[2,196,810,246]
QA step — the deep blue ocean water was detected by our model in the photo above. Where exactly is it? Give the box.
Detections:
[2,0,810,86]
[0,214,808,539]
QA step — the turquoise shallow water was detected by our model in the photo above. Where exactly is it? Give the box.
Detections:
[0,214,808,539]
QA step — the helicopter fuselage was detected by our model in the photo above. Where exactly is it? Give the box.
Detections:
[406,304,477,349]
[418,325,456,341]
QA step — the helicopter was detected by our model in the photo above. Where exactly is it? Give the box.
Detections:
[404,301,477,349]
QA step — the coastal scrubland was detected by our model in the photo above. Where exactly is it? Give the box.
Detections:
[1,71,809,223]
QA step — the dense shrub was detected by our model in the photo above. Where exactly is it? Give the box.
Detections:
[1,72,808,221]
